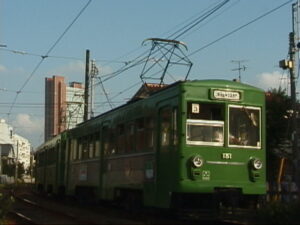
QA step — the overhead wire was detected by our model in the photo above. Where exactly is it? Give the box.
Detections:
[188,0,293,58]
[0,47,130,64]
[93,0,231,87]
[6,0,92,120]
[171,0,230,40]
[96,0,227,72]
[5,0,292,119]
[92,0,230,110]
[93,0,233,110]
[106,0,293,104]
[179,0,241,41]
[140,0,294,84]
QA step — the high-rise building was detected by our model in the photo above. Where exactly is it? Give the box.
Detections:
[44,76,84,141]
[45,76,66,141]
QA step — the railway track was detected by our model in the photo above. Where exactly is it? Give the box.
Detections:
[9,194,144,225]
[10,196,97,225]
[5,186,253,225]
[176,208,253,225]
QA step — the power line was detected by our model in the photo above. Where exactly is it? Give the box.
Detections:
[143,0,293,81]
[188,0,293,58]
[97,1,229,71]
[6,0,92,120]
[172,0,230,40]
[107,0,292,104]
[0,47,129,64]
[94,0,231,87]
[179,0,241,41]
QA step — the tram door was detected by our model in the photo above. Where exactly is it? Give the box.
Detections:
[156,106,176,208]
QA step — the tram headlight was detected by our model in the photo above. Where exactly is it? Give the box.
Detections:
[251,158,263,170]
[192,155,204,168]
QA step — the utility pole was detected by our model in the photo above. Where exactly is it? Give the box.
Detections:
[15,140,19,183]
[291,2,300,187]
[231,60,247,82]
[90,60,99,118]
[84,49,90,122]
[0,145,2,175]
[0,45,7,177]
[289,30,298,171]
[279,1,299,188]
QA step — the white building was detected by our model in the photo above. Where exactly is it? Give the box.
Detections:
[0,119,14,174]
[0,119,31,174]
[65,82,85,129]
[12,134,31,171]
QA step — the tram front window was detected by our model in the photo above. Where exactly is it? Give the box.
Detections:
[186,102,224,146]
[186,120,224,146]
[228,105,261,148]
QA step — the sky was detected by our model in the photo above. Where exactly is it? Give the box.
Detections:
[0,0,297,148]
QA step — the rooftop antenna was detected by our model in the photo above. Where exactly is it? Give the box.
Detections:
[140,38,193,85]
[231,59,248,82]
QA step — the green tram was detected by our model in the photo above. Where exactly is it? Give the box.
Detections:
[35,79,266,209]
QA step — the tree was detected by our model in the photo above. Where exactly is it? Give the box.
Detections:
[1,158,26,179]
[1,158,14,177]
[266,87,292,182]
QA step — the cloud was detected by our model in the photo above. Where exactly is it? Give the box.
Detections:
[47,61,113,82]
[255,71,288,91]
[12,114,44,148]
[14,113,43,133]
[0,64,7,72]
[48,61,85,78]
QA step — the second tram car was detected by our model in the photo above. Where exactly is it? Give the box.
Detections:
[35,79,266,209]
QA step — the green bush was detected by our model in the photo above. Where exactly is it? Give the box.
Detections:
[0,191,14,225]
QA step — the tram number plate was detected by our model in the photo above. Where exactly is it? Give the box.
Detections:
[222,153,232,159]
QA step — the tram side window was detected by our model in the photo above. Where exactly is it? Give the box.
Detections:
[103,126,109,156]
[145,117,154,150]
[103,127,116,156]
[160,108,172,147]
[116,124,125,154]
[109,129,116,154]
[71,139,77,161]
[77,139,81,160]
[38,152,45,167]
[173,108,178,146]
[95,133,101,157]
[88,135,95,158]
[126,123,135,153]
[136,118,145,151]
[61,142,66,162]
[35,154,39,167]
[47,148,56,165]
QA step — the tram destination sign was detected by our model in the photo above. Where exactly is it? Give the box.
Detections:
[211,89,242,101]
